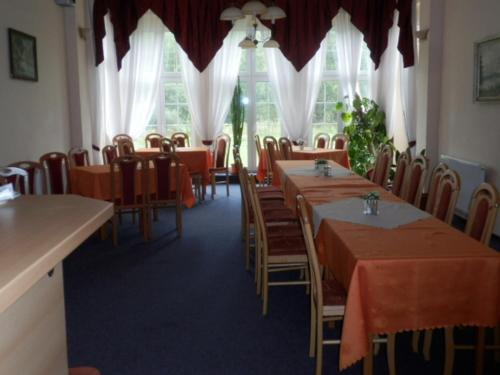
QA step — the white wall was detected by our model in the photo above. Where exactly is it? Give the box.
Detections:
[0,0,71,165]
[439,0,500,235]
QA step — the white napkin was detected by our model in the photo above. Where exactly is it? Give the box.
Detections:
[312,197,430,236]
[0,183,20,202]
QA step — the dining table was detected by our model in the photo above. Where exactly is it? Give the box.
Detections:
[135,147,213,185]
[275,159,500,373]
[69,163,196,208]
[256,147,350,184]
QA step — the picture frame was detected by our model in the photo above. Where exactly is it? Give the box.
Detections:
[474,34,500,102]
[8,28,38,82]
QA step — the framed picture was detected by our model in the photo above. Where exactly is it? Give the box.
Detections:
[8,28,38,82]
[474,34,500,102]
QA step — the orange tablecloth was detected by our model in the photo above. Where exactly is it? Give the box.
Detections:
[256,148,350,184]
[136,147,212,185]
[275,160,500,370]
[70,164,196,208]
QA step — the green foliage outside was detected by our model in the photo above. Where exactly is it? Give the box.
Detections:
[336,94,393,176]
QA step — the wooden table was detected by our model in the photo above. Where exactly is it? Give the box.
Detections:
[0,195,112,374]
[257,148,350,183]
[135,147,212,185]
[69,164,196,208]
[275,160,500,372]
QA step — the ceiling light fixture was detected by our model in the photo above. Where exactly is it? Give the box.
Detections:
[220,1,286,49]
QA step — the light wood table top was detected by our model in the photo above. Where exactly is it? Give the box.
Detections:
[0,195,113,313]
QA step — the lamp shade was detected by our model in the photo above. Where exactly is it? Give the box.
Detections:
[241,1,267,16]
[263,39,280,48]
[239,37,257,49]
[260,5,286,21]
[220,6,244,21]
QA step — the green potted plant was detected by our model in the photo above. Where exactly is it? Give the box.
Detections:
[230,77,245,174]
[336,94,393,176]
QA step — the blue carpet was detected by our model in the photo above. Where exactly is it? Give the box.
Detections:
[64,185,500,374]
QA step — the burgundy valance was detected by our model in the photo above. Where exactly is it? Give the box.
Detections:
[93,0,415,72]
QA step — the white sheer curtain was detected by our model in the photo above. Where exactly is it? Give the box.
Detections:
[334,10,363,103]
[178,29,244,145]
[265,41,326,143]
[96,11,165,146]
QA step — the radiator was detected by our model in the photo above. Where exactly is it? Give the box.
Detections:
[439,155,487,218]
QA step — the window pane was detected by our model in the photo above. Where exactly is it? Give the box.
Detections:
[255,46,267,72]
[164,82,192,137]
[164,32,180,73]
[312,80,340,141]
[325,30,338,71]
[256,81,280,142]
[239,50,249,73]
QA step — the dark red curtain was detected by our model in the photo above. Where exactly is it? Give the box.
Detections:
[93,0,414,72]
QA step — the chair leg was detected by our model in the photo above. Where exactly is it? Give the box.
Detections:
[386,333,396,375]
[309,296,317,358]
[475,327,486,375]
[112,214,118,247]
[363,337,374,375]
[444,327,455,375]
[256,243,262,295]
[211,174,216,199]
[412,331,421,353]
[226,171,230,196]
[495,327,500,362]
[423,329,433,361]
[315,316,324,375]
[176,203,182,237]
[262,266,269,315]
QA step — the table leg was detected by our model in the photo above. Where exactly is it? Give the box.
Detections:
[363,336,374,375]
[475,327,486,375]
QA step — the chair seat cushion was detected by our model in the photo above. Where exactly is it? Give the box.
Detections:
[257,185,281,193]
[268,236,307,262]
[258,191,285,200]
[267,222,303,239]
[322,278,347,315]
[69,367,101,375]
[263,207,297,222]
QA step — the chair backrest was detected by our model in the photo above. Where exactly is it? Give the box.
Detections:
[39,152,70,194]
[297,195,324,310]
[401,155,428,207]
[160,138,176,153]
[102,145,118,165]
[117,139,135,156]
[391,150,411,197]
[371,144,393,189]
[331,133,349,150]
[171,132,190,147]
[110,156,147,207]
[465,183,499,244]
[314,133,330,149]
[112,134,132,146]
[68,148,90,168]
[0,167,29,194]
[7,161,45,194]
[247,172,269,259]
[278,137,293,160]
[432,169,461,224]
[263,136,281,176]
[145,133,164,148]
[213,133,231,168]
[425,162,448,213]
[147,152,181,203]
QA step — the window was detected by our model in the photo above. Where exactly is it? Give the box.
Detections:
[140,32,191,145]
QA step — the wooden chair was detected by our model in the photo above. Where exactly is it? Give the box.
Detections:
[112,133,132,146]
[423,162,448,212]
[68,148,90,167]
[8,161,46,194]
[278,137,293,160]
[443,183,499,375]
[116,139,135,156]
[254,134,263,162]
[110,156,149,246]
[209,133,231,199]
[102,145,118,165]
[160,138,176,153]
[247,175,309,315]
[39,152,71,194]
[431,169,461,225]
[145,132,164,148]
[401,155,428,207]
[330,133,348,150]
[263,136,281,184]
[171,132,190,147]
[297,195,396,375]
[0,167,28,194]
[391,150,411,197]
[314,133,330,149]
[371,144,393,189]
[147,152,182,237]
